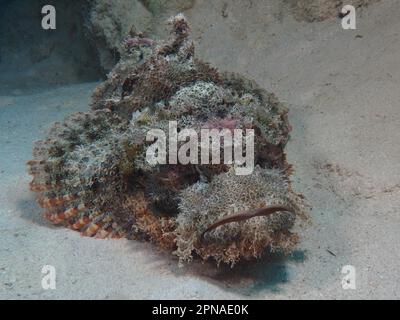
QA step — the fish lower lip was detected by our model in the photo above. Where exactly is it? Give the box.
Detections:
[200,205,294,241]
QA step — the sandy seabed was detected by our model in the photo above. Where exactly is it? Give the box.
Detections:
[0,0,399,299]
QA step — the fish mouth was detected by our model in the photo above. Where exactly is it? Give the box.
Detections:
[200,205,294,242]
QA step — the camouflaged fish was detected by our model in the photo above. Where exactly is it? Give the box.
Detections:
[28,14,308,266]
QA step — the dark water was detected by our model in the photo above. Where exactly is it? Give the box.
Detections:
[0,0,102,93]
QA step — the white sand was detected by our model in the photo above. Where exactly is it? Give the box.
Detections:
[1,0,399,299]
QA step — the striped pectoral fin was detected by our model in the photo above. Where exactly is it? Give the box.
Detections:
[81,223,101,237]
[38,194,76,209]
[82,215,121,238]
[71,214,92,230]
[44,204,87,225]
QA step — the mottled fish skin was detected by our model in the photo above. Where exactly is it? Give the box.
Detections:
[28,14,308,266]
